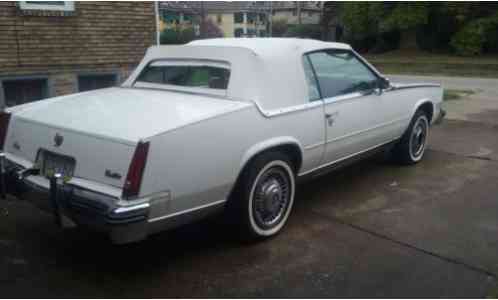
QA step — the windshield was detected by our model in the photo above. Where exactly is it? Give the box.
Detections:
[134,60,231,96]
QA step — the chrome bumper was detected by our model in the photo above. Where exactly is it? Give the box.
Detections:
[1,156,150,244]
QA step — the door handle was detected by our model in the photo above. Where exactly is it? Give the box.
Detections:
[325,112,338,126]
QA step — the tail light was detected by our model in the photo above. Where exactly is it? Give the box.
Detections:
[0,112,11,151]
[122,141,149,200]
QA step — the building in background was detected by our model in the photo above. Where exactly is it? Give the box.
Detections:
[159,1,270,38]
[0,1,155,108]
[158,1,199,34]
[272,1,323,25]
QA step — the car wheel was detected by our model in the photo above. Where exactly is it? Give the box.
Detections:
[228,151,296,239]
[393,110,430,164]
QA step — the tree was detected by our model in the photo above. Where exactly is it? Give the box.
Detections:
[201,18,224,38]
[160,27,198,45]
[380,3,429,50]
[285,24,322,40]
[271,18,289,37]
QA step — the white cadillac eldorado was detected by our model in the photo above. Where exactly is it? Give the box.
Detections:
[0,38,444,244]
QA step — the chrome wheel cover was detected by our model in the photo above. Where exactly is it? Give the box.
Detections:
[410,116,428,159]
[252,166,291,229]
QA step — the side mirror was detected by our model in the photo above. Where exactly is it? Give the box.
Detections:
[379,77,391,90]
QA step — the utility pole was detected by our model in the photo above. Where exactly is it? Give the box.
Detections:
[297,1,302,25]
[269,1,273,37]
[155,1,160,45]
[200,1,206,39]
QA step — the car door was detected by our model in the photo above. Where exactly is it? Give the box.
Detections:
[305,49,387,165]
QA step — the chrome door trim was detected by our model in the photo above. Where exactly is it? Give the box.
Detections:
[253,100,323,118]
[324,115,409,145]
[298,138,400,177]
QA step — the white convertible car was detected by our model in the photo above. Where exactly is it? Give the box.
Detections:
[0,38,444,244]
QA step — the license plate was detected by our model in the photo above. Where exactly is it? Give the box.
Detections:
[38,150,76,181]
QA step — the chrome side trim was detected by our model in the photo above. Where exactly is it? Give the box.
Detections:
[323,92,365,105]
[148,199,226,223]
[304,141,325,150]
[389,83,441,91]
[298,138,399,177]
[253,100,323,118]
[114,203,150,214]
[324,116,409,145]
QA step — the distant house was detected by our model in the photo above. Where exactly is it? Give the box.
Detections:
[159,1,269,38]
[272,1,323,25]
[159,1,199,34]
[0,1,156,108]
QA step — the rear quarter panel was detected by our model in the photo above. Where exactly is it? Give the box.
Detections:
[141,104,325,218]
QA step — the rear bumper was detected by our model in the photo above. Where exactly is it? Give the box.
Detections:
[2,158,150,244]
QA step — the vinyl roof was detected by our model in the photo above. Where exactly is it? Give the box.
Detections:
[125,39,353,112]
[189,38,351,59]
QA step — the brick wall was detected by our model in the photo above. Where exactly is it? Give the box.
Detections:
[0,1,156,101]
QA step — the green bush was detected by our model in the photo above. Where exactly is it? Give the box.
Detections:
[160,29,180,45]
[285,24,322,40]
[451,14,498,56]
[450,21,486,56]
[160,27,198,45]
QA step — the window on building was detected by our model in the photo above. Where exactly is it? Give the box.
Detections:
[78,74,117,92]
[308,11,313,17]
[292,9,297,16]
[217,14,222,24]
[163,12,180,24]
[258,13,266,23]
[259,30,267,37]
[2,78,48,107]
[234,12,244,24]
[19,1,74,11]
[234,28,244,37]
[247,29,256,37]
[247,13,257,24]
[183,14,194,24]
[272,11,276,16]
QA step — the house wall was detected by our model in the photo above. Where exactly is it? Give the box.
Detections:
[272,10,321,25]
[207,13,234,37]
[206,12,266,38]
[0,1,155,107]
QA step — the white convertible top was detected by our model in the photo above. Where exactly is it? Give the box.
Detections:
[123,38,352,112]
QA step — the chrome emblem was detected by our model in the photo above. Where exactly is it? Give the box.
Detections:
[54,133,64,147]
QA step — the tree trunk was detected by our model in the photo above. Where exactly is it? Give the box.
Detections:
[398,28,418,50]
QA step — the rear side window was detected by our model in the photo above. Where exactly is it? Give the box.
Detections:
[306,50,378,99]
[302,56,321,102]
[136,60,231,91]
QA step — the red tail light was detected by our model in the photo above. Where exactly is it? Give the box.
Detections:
[0,112,11,151]
[122,141,149,199]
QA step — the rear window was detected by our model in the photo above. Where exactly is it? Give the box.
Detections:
[134,60,231,95]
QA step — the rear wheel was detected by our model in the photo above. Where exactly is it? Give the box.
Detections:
[392,110,430,164]
[228,151,295,239]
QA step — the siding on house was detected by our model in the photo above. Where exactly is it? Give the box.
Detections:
[0,1,155,107]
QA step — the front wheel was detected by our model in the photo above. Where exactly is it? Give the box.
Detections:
[392,110,430,164]
[228,152,296,239]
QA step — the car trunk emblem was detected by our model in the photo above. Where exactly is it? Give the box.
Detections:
[54,133,64,147]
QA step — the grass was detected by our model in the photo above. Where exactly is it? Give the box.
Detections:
[364,49,498,78]
[443,89,475,101]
